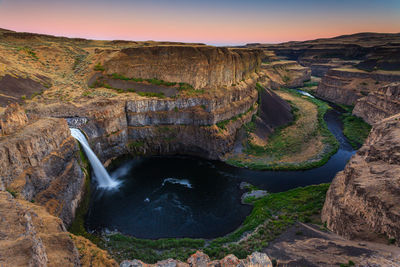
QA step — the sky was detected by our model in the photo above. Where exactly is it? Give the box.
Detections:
[0,0,399,45]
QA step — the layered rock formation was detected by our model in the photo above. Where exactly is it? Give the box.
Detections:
[316,68,400,105]
[120,251,272,267]
[0,191,80,266]
[27,77,259,162]
[0,102,28,135]
[259,60,311,89]
[322,113,400,245]
[353,82,400,124]
[248,32,400,76]
[0,104,85,226]
[102,46,262,89]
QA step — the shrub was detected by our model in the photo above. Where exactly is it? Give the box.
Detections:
[94,63,105,71]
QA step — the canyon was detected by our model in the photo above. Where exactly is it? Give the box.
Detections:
[1,28,400,267]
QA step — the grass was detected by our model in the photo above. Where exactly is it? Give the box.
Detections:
[341,113,371,149]
[303,81,319,87]
[216,105,255,130]
[94,63,105,71]
[109,73,195,90]
[71,183,329,263]
[91,74,200,98]
[137,91,165,98]
[17,46,39,61]
[227,88,339,171]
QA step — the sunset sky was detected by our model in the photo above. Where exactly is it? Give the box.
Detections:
[0,0,399,45]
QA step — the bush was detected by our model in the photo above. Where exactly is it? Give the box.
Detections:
[94,63,105,71]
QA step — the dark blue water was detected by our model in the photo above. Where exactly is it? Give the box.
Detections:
[86,109,355,239]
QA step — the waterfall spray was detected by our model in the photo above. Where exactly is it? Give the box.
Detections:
[70,128,120,189]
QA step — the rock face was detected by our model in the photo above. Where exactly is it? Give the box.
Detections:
[322,113,400,246]
[103,46,263,89]
[120,251,273,267]
[259,61,311,89]
[0,102,28,135]
[316,68,400,105]
[249,32,400,76]
[27,77,259,162]
[0,191,80,266]
[353,82,400,124]
[0,110,85,226]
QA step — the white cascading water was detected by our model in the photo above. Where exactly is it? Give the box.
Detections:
[70,128,120,189]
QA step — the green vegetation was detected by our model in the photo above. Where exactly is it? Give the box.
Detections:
[68,145,100,243]
[388,238,396,245]
[340,260,355,267]
[303,81,319,87]
[227,88,339,171]
[109,73,194,90]
[137,91,165,98]
[128,141,145,150]
[341,112,371,149]
[216,105,255,130]
[282,75,291,83]
[5,188,18,198]
[17,46,39,60]
[91,74,201,97]
[73,54,86,70]
[74,183,329,263]
[94,63,105,71]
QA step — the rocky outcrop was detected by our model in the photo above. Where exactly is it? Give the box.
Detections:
[71,234,118,267]
[0,103,28,135]
[0,110,85,226]
[259,61,311,89]
[102,46,263,89]
[322,113,400,245]
[353,82,400,124]
[120,251,272,267]
[316,68,400,105]
[0,191,80,266]
[27,77,259,162]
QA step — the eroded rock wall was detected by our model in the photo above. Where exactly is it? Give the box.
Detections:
[322,113,400,245]
[102,46,263,89]
[0,110,85,226]
[353,82,400,124]
[259,61,311,89]
[0,191,80,266]
[316,68,400,105]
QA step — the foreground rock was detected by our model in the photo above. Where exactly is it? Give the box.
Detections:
[265,222,400,266]
[322,113,400,246]
[353,82,400,124]
[120,251,273,267]
[0,191,80,266]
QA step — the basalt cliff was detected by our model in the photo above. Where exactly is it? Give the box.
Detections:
[0,28,309,266]
[322,113,400,246]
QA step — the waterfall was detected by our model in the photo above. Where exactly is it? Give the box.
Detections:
[70,128,120,189]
